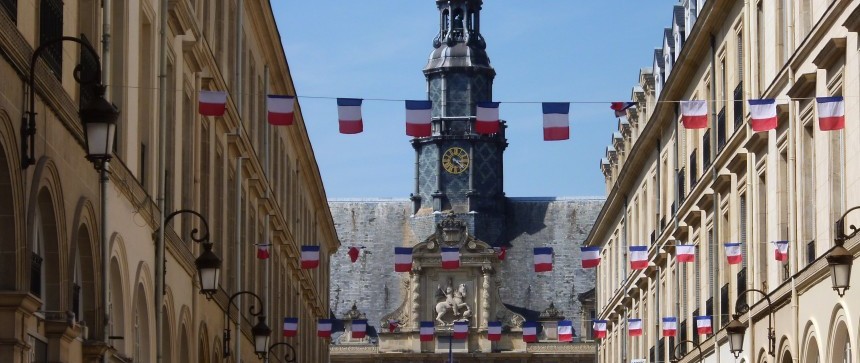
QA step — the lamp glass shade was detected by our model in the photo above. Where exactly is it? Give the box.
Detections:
[726,317,747,358]
[194,243,222,296]
[252,317,272,355]
[85,121,116,159]
[827,246,853,296]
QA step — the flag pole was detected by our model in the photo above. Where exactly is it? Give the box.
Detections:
[262,65,271,363]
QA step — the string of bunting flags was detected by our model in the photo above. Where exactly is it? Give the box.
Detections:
[197,90,849,142]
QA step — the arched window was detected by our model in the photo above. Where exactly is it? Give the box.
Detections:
[72,247,82,321]
[30,208,45,300]
[132,284,150,362]
[109,257,126,353]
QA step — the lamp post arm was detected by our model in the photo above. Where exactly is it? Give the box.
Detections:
[268,342,297,363]
[671,339,703,363]
[835,206,860,245]
[162,209,211,244]
[23,36,104,168]
[226,291,266,326]
[735,288,775,356]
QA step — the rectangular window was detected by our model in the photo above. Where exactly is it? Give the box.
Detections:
[737,267,747,310]
[756,2,765,94]
[777,0,789,65]
[717,107,727,152]
[39,0,64,78]
[703,130,711,170]
[778,150,789,241]
[757,171,768,290]
[801,122,815,243]
[1,0,16,22]
[734,83,744,130]
[690,150,698,186]
[806,240,816,265]
[720,283,729,327]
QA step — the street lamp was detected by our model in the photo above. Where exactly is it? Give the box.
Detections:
[268,342,297,363]
[725,289,775,359]
[21,36,118,170]
[223,291,271,359]
[670,339,703,363]
[161,209,222,298]
[830,206,859,297]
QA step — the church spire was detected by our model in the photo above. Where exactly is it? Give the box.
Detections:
[433,0,486,49]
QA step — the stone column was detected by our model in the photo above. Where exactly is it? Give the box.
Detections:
[480,266,492,329]
[0,293,41,363]
[410,267,421,329]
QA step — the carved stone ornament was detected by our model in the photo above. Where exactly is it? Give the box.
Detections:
[539,302,565,321]
[436,213,468,247]
[342,302,367,321]
[433,277,473,326]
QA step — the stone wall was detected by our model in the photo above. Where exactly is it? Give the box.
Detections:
[329,197,604,338]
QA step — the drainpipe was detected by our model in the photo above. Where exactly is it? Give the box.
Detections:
[709,33,720,363]
[155,0,168,361]
[262,65,271,363]
[622,195,629,363]
[235,156,245,363]
[100,2,111,359]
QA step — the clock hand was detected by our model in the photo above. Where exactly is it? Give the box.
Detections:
[453,158,463,168]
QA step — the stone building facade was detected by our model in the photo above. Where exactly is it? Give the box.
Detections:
[0,0,337,362]
[589,0,860,362]
[328,0,603,361]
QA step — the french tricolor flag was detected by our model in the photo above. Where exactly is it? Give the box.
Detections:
[453,321,469,339]
[680,100,708,129]
[522,321,538,343]
[533,247,553,273]
[351,319,368,339]
[405,100,432,137]
[774,240,789,262]
[748,99,777,132]
[283,317,298,337]
[300,245,320,269]
[695,316,712,335]
[725,243,743,265]
[256,244,270,260]
[487,321,502,341]
[611,102,637,118]
[542,102,570,141]
[441,247,460,269]
[420,321,435,342]
[267,95,295,126]
[817,96,845,131]
[558,320,573,342]
[662,317,677,337]
[581,246,601,268]
[628,318,643,337]
[199,90,228,117]
[475,102,501,134]
[337,98,363,134]
[494,246,507,261]
[394,247,413,272]
[317,319,333,338]
[629,246,649,270]
[593,320,607,339]
[675,244,695,263]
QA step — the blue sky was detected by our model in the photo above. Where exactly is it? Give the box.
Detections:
[273,1,674,198]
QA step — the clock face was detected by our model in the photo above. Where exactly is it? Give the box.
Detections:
[442,147,470,174]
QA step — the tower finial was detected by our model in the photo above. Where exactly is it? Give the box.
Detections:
[433,0,486,49]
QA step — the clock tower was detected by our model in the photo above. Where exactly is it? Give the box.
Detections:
[410,0,507,246]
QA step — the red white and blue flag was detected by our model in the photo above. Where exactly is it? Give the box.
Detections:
[301,245,320,269]
[542,102,570,141]
[453,321,469,339]
[662,317,677,337]
[420,321,435,342]
[283,317,298,337]
[256,244,270,260]
[725,243,743,265]
[394,247,413,272]
[630,246,649,270]
[593,320,607,339]
[488,321,502,341]
[317,319,333,338]
[405,100,432,137]
[558,320,573,342]
[676,244,695,263]
[352,319,368,339]
[681,100,708,129]
[476,102,501,134]
[581,246,601,268]
[387,319,400,333]
[695,316,712,335]
[522,321,538,342]
[817,96,845,131]
[628,318,643,337]
[533,247,553,273]
[774,241,789,262]
[267,95,295,125]
[441,247,460,269]
[199,90,227,117]
[748,99,777,132]
[494,246,507,261]
[337,98,364,134]
[611,102,637,118]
